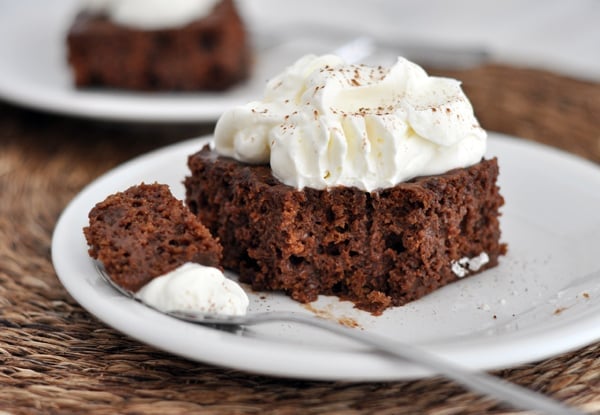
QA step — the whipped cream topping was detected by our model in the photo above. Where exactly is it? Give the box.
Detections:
[82,0,220,30]
[136,263,249,315]
[451,252,490,278]
[215,54,487,192]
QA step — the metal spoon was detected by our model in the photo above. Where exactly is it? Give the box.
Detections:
[96,265,584,415]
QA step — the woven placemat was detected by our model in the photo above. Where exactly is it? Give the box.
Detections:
[1,64,599,415]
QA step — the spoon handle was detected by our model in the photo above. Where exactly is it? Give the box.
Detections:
[242,311,584,415]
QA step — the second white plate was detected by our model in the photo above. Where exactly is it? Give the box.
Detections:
[0,0,362,123]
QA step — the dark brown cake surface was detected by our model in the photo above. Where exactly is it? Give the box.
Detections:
[67,0,250,91]
[185,146,506,315]
[84,183,222,292]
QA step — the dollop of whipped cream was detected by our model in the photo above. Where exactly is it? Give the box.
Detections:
[215,54,487,192]
[136,263,249,315]
[82,0,220,30]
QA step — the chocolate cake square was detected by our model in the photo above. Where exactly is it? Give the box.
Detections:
[66,0,250,91]
[185,146,506,314]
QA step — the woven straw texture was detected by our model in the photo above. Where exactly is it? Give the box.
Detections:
[1,64,599,414]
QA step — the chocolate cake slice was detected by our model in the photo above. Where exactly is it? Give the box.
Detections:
[185,146,506,315]
[84,183,222,292]
[67,0,250,91]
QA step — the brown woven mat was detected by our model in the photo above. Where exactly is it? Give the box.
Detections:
[1,64,599,415]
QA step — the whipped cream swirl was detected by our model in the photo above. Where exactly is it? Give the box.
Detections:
[82,0,220,30]
[215,54,487,192]
[136,263,249,315]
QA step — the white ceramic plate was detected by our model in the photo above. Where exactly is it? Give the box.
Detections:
[0,0,351,123]
[51,132,600,381]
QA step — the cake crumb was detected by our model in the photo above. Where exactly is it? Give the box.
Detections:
[554,307,567,315]
[338,316,360,328]
[302,303,361,329]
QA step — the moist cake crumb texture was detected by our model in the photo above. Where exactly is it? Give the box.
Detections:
[185,146,507,315]
[84,183,222,292]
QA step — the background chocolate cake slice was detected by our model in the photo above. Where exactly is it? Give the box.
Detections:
[67,0,250,91]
